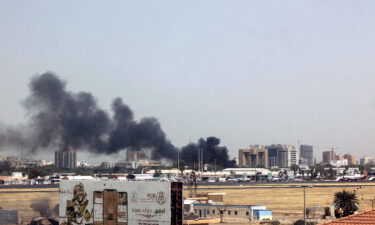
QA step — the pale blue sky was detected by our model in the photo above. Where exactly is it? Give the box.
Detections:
[1,1,375,162]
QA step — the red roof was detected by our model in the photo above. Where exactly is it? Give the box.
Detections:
[319,210,375,225]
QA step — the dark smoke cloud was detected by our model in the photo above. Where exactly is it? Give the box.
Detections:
[181,137,236,168]
[0,72,176,160]
[31,198,58,217]
[0,72,234,165]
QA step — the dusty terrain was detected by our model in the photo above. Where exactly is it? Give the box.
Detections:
[0,188,59,223]
[1,182,374,224]
[187,182,375,224]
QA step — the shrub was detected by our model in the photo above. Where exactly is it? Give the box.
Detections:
[293,220,314,225]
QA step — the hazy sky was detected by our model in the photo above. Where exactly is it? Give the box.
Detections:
[1,1,375,162]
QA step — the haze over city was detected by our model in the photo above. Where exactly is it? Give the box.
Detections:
[1,1,375,162]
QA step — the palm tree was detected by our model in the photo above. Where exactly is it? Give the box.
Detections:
[334,190,359,217]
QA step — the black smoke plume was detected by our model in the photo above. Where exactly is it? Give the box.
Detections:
[0,72,176,160]
[30,198,58,217]
[0,72,234,165]
[181,137,236,169]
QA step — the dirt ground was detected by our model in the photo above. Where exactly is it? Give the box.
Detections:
[0,188,59,223]
[186,182,375,224]
[0,182,374,224]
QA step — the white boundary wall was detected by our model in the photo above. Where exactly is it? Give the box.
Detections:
[59,180,172,225]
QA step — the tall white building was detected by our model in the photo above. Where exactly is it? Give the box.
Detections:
[276,145,299,168]
[360,157,375,165]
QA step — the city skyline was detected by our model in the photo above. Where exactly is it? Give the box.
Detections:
[1,2,375,162]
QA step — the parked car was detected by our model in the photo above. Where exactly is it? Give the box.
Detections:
[226,178,239,183]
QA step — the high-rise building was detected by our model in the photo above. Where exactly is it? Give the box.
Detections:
[343,154,357,165]
[299,145,313,166]
[322,149,335,164]
[267,145,282,168]
[267,144,298,168]
[290,147,299,166]
[55,147,77,169]
[239,145,269,168]
[277,145,299,168]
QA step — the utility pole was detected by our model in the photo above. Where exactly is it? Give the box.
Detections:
[177,148,180,176]
[304,186,307,225]
[300,185,313,225]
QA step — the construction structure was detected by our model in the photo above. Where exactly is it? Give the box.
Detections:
[238,146,268,168]
[59,180,182,225]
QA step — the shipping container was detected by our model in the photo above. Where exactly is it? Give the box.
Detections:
[59,180,182,225]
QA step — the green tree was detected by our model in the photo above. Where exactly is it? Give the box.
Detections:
[334,190,359,218]
[291,164,300,176]
[153,169,162,177]
[28,168,42,179]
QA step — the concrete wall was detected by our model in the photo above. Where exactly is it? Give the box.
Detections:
[0,210,18,225]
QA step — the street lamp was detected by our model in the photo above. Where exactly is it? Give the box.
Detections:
[298,185,314,225]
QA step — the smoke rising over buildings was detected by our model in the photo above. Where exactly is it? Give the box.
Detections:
[0,72,177,160]
[181,137,236,168]
[0,72,233,165]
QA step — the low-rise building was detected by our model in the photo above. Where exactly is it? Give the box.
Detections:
[192,203,272,222]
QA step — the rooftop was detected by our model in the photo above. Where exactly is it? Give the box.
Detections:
[319,210,375,225]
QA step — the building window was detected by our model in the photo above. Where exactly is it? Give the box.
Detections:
[207,210,209,215]
[246,211,250,216]
[228,210,231,215]
[212,210,215,214]
[220,210,223,215]
[194,209,197,214]
[234,211,238,215]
